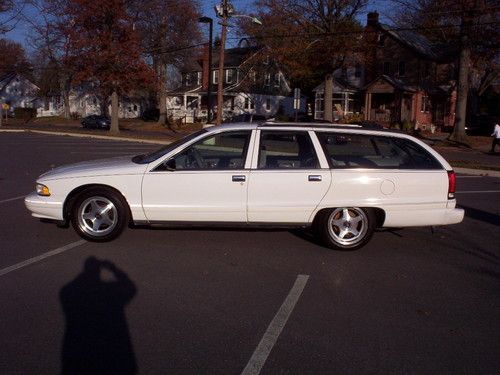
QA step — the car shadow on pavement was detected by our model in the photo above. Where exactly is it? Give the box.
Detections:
[461,205,500,227]
[60,257,137,375]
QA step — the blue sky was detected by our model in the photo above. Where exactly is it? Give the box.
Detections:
[1,0,391,54]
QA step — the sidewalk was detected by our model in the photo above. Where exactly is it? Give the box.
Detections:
[2,124,499,176]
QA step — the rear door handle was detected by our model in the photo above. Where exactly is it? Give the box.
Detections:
[308,175,322,182]
[232,175,246,182]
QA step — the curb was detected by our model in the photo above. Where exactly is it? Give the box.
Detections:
[454,167,500,178]
[0,128,170,145]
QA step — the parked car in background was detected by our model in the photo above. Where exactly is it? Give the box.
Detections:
[81,115,111,130]
[25,122,464,250]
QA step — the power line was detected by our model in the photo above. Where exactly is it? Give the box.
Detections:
[227,21,500,42]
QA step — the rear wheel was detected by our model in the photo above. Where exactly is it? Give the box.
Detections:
[316,207,375,250]
[70,188,128,242]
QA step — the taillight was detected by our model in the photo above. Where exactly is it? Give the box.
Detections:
[447,170,456,199]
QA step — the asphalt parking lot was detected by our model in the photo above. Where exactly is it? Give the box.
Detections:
[0,131,499,374]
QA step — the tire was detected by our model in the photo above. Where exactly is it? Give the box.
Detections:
[70,188,129,242]
[316,207,375,250]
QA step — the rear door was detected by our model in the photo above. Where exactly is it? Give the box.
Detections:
[247,129,331,223]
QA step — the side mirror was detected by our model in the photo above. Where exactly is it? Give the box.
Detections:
[165,158,176,171]
[156,158,176,172]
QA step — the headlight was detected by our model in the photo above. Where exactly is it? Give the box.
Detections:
[36,183,51,196]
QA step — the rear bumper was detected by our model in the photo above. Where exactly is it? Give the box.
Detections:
[443,207,465,225]
[24,192,64,221]
[383,205,465,227]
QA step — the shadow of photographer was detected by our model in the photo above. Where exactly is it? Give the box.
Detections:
[60,257,137,375]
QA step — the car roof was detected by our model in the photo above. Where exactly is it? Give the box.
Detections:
[206,122,405,137]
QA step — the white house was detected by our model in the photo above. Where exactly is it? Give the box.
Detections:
[0,73,39,112]
[38,86,144,119]
[167,45,305,123]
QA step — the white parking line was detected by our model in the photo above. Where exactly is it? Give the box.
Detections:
[0,240,86,277]
[456,190,500,194]
[241,274,310,375]
[0,195,26,204]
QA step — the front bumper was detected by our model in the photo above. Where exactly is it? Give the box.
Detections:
[24,192,64,221]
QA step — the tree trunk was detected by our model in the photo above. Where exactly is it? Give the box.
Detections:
[61,77,71,119]
[449,17,471,144]
[324,74,333,122]
[157,63,167,126]
[110,90,119,134]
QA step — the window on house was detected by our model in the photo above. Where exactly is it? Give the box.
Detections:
[249,69,256,83]
[226,69,234,84]
[383,62,391,75]
[213,70,218,84]
[378,33,385,47]
[315,92,324,113]
[133,104,138,111]
[244,97,255,110]
[184,73,192,86]
[421,95,430,112]
[398,61,406,77]
[264,73,271,86]
[266,98,271,110]
[197,72,202,86]
[274,73,280,87]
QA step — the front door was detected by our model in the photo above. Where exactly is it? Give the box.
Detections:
[142,130,253,222]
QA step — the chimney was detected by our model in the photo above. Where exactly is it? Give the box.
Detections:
[367,12,379,27]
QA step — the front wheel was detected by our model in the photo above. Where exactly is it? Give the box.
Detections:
[70,188,129,242]
[316,207,375,250]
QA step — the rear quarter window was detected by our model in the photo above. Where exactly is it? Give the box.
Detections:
[316,132,443,170]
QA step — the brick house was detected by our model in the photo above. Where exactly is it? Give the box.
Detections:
[363,12,457,130]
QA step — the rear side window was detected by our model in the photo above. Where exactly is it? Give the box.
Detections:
[258,131,319,169]
[316,132,442,170]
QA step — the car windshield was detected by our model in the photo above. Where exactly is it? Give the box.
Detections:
[132,129,207,164]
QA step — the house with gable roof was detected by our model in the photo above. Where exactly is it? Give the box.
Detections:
[315,12,458,130]
[363,12,457,130]
[167,44,303,122]
[0,73,39,112]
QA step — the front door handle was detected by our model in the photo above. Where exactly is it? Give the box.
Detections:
[232,175,246,182]
[308,175,322,182]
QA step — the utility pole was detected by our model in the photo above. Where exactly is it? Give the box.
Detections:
[215,0,232,125]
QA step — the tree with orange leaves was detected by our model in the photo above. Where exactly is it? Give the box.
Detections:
[63,0,155,133]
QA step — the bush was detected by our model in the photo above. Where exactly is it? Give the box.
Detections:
[13,107,37,121]
[402,120,414,133]
[343,113,364,124]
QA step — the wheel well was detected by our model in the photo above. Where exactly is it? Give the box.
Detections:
[313,207,386,228]
[63,184,132,222]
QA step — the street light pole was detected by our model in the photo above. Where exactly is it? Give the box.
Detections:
[215,0,229,125]
[198,17,214,123]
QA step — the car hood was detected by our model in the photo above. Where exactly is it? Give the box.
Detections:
[39,156,148,181]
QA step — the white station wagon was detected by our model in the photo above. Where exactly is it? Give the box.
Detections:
[25,123,464,250]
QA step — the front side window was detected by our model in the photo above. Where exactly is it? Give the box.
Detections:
[317,132,442,170]
[258,131,319,169]
[166,131,251,170]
